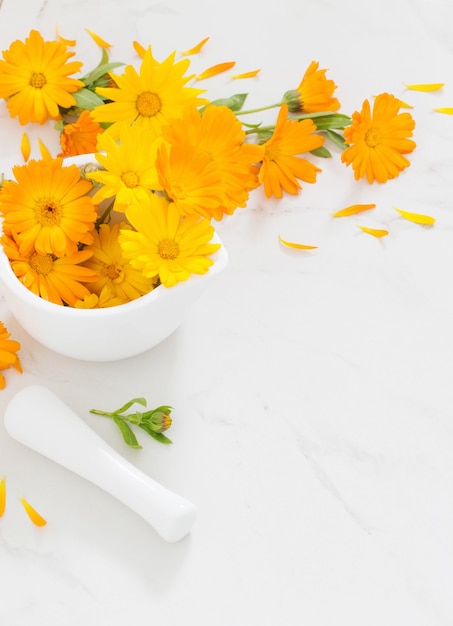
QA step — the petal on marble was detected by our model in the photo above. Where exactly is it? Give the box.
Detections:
[332,203,376,217]
[433,107,453,115]
[279,234,317,250]
[181,37,209,55]
[20,497,47,527]
[358,225,389,238]
[403,83,444,91]
[0,477,6,517]
[394,207,435,225]
[196,61,236,80]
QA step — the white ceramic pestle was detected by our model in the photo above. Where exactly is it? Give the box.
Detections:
[4,385,196,542]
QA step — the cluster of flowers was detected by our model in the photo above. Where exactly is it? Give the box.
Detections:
[0,28,417,386]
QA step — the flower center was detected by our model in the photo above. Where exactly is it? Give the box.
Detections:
[136,91,161,117]
[104,263,122,281]
[157,238,179,260]
[364,127,382,148]
[35,198,62,226]
[121,170,139,188]
[29,252,54,275]
[29,72,47,89]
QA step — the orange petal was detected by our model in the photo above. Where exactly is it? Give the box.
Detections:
[21,132,31,162]
[404,83,444,92]
[434,107,453,115]
[133,41,147,58]
[332,203,376,217]
[196,61,236,80]
[358,225,389,238]
[85,28,112,49]
[38,139,52,160]
[231,69,261,79]
[181,37,209,55]
[56,26,76,47]
[20,497,47,527]
[394,207,435,225]
[279,234,317,250]
[0,477,6,517]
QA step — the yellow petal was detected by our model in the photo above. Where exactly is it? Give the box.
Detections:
[38,139,52,160]
[56,25,76,47]
[434,107,453,115]
[404,83,444,92]
[85,28,112,49]
[231,69,261,79]
[21,132,31,162]
[181,37,209,55]
[20,497,47,527]
[332,203,376,217]
[196,61,236,80]
[279,234,317,250]
[133,40,147,58]
[0,476,6,517]
[394,207,435,225]
[358,225,389,238]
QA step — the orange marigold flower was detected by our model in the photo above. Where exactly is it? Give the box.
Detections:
[161,105,263,219]
[0,321,22,389]
[1,233,98,307]
[283,61,340,114]
[0,29,84,125]
[59,110,104,157]
[258,104,324,198]
[341,92,416,183]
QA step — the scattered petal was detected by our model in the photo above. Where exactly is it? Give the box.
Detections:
[85,28,112,49]
[358,225,389,238]
[231,69,261,79]
[38,139,52,160]
[279,234,317,250]
[397,99,414,109]
[0,477,5,517]
[21,132,31,162]
[196,61,236,80]
[394,207,435,225]
[181,37,209,55]
[434,107,453,115]
[55,25,76,47]
[133,40,146,58]
[20,497,47,526]
[332,203,376,217]
[404,82,444,92]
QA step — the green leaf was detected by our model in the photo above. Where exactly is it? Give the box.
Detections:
[310,145,332,158]
[83,61,124,86]
[114,397,147,415]
[113,416,142,448]
[73,88,106,110]
[138,423,173,444]
[310,113,351,130]
[325,129,348,149]
[209,93,248,112]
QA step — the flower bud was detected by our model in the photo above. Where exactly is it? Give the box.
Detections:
[282,89,304,113]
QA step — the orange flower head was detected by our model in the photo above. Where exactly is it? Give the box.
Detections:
[59,110,104,157]
[341,92,416,183]
[0,29,84,125]
[258,104,324,198]
[283,61,340,114]
[0,321,22,389]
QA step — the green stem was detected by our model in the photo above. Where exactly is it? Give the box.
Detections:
[235,102,283,115]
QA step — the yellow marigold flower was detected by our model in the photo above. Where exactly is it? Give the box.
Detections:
[87,123,161,211]
[1,234,98,307]
[341,92,416,183]
[82,222,157,304]
[91,48,208,138]
[258,104,324,198]
[161,105,263,219]
[0,321,22,390]
[0,29,84,125]
[283,61,340,114]
[119,194,220,288]
[59,110,104,157]
[74,285,124,309]
[0,158,97,258]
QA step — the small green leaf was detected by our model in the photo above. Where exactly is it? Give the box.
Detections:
[310,113,351,130]
[73,88,106,110]
[310,145,332,158]
[83,62,124,86]
[113,416,142,448]
[209,93,248,112]
[114,397,147,414]
[325,129,348,149]
[138,423,173,444]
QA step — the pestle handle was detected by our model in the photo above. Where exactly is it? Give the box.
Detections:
[4,385,196,542]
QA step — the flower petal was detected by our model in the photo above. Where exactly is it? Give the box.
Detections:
[394,207,435,225]
[332,203,376,217]
[181,37,209,55]
[358,225,389,238]
[0,477,6,517]
[21,132,31,162]
[279,234,317,250]
[85,28,112,49]
[404,83,444,92]
[231,69,261,79]
[196,61,235,80]
[434,107,453,115]
[20,496,47,526]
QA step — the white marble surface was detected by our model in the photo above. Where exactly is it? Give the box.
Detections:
[1,0,453,623]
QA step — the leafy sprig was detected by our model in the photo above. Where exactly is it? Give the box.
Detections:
[90,397,173,449]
